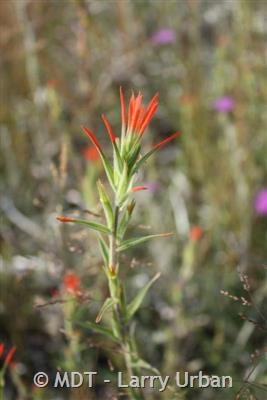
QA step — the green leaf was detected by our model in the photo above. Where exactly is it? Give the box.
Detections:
[131,358,160,375]
[117,200,136,240]
[65,218,111,234]
[117,162,129,204]
[133,147,157,173]
[127,144,141,172]
[99,152,115,191]
[95,297,116,323]
[98,236,109,265]
[117,232,173,252]
[77,321,119,342]
[113,140,123,172]
[126,273,161,321]
[97,180,113,228]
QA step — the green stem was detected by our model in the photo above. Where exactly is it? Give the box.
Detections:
[0,374,4,400]
[108,203,144,400]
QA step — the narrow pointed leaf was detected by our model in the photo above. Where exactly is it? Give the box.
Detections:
[113,141,123,172]
[97,181,113,228]
[98,236,109,265]
[117,232,173,252]
[99,152,115,191]
[126,273,161,321]
[117,200,136,240]
[134,132,181,173]
[127,143,141,172]
[133,148,156,173]
[96,297,116,323]
[83,126,115,189]
[117,162,129,203]
[131,358,160,375]
[58,217,111,234]
[77,321,119,342]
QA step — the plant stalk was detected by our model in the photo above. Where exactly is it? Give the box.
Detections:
[108,203,144,400]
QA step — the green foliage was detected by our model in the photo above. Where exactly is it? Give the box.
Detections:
[77,321,119,342]
[117,233,172,252]
[126,273,161,321]
[68,218,111,234]
[95,297,117,323]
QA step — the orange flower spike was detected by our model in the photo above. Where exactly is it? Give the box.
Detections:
[82,126,101,151]
[139,94,159,135]
[4,346,16,367]
[146,93,159,113]
[0,343,4,358]
[102,114,117,143]
[135,105,146,131]
[153,132,182,151]
[132,186,148,192]
[120,86,127,130]
[131,93,143,131]
[56,216,75,223]
[127,93,135,132]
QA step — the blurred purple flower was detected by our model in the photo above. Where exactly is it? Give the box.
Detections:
[145,182,160,193]
[254,189,267,216]
[150,29,176,45]
[214,96,235,113]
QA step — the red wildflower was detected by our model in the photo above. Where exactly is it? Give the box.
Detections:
[0,343,16,369]
[0,343,4,358]
[190,226,203,242]
[63,272,81,295]
[82,88,181,163]
[82,145,100,162]
[4,347,16,368]
[121,88,159,136]
[56,216,75,223]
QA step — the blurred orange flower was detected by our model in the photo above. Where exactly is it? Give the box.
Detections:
[190,226,203,242]
[82,145,100,162]
[63,272,81,296]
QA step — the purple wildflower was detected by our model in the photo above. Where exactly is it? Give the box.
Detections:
[214,96,235,113]
[150,29,176,45]
[144,182,160,193]
[254,189,267,216]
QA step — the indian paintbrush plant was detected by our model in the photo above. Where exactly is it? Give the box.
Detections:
[57,88,181,399]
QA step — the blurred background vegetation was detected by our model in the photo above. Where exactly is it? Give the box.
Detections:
[0,0,266,399]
